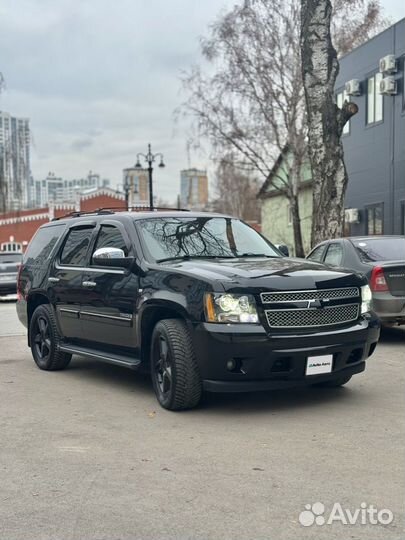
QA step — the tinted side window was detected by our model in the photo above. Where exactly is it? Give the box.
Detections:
[324,243,343,266]
[60,227,94,266]
[308,244,327,262]
[92,225,128,257]
[24,224,65,266]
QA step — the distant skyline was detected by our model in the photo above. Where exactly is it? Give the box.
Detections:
[0,0,403,203]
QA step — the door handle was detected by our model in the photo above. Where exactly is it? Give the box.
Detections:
[48,277,60,283]
[82,280,96,288]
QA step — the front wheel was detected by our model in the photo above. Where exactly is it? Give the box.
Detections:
[151,319,202,411]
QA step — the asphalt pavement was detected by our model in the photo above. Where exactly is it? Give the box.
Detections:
[0,301,404,540]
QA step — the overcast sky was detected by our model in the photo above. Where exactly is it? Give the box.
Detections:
[0,0,403,203]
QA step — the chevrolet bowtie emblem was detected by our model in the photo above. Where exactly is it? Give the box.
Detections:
[307,298,331,309]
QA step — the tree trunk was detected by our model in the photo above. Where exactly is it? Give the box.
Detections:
[300,0,358,247]
[290,194,305,258]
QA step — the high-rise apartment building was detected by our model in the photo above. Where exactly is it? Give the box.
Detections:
[180,168,208,210]
[123,167,150,206]
[34,171,110,207]
[0,111,31,211]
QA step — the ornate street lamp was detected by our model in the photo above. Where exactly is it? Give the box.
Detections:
[135,143,165,210]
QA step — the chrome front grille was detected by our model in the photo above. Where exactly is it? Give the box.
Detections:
[265,303,360,328]
[260,287,360,304]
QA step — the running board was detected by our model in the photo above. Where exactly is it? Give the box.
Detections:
[59,344,141,370]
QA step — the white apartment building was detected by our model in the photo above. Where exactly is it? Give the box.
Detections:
[0,111,31,211]
[34,171,110,207]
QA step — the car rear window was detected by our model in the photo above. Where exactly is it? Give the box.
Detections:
[0,253,22,264]
[24,224,66,266]
[352,238,405,262]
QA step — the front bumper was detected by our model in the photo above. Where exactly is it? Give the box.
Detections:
[192,315,380,392]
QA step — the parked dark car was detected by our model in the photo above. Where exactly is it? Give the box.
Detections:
[16,210,380,410]
[0,251,22,297]
[307,236,405,325]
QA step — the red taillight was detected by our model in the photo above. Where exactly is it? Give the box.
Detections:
[370,266,389,292]
[16,264,23,301]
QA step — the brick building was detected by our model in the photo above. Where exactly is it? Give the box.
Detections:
[0,188,126,252]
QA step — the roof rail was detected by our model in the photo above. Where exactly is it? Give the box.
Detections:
[51,206,190,221]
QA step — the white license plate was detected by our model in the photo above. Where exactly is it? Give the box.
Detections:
[306,355,333,376]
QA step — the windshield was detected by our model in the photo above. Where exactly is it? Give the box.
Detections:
[136,217,280,261]
[0,253,22,264]
[352,238,405,262]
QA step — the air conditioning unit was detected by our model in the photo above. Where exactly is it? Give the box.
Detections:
[379,54,397,74]
[345,79,361,96]
[345,208,360,224]
[379,76,397,95]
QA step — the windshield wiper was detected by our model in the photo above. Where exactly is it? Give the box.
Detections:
[157,254,236,263]
[237,253,277,258]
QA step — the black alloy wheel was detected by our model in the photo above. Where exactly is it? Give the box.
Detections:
[154,335,172,399]
[151,319,202,411]
[29,304,71,370]
[33,315,51,363]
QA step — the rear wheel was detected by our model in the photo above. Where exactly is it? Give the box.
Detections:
[151,319,202,410]
[29,304,71,370]
[312,374,352,388]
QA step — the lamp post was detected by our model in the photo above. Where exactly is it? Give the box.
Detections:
[123,174,130,209]
[135,143,165,210]
[123,173,139,210]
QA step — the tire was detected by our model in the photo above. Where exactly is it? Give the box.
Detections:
[151,319,202,411]
[312,374,352,388]
[29,304,72,371]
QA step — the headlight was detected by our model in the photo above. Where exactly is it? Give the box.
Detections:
[204,293,259,323]
[361,284,372,314]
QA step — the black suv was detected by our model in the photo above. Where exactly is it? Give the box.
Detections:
[17,209,380,410]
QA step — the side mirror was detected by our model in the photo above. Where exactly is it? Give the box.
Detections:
[277,244,290,257]
[92,247,134,269]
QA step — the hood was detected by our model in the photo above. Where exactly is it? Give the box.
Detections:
[162,257,365,293]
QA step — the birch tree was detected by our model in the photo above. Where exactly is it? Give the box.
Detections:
[179,0,387,256]
[301,0,358,245]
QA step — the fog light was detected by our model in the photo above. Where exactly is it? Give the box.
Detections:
[226,359,236,371]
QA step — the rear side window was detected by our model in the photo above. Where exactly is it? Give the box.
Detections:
[24,224,65,266]
[324,243,343,266]
[60,227,94,266]
[308,244,327,262]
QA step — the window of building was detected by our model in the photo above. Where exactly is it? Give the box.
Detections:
[324,243,344,266]
[1,242,22,252]
[92,225,128,261]
[336,90,350,134]
[401,201,405,235]
[60,226,94,266]
[365,204,384,235]
[367,73,383,125]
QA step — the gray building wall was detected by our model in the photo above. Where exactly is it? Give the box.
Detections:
[336,18,405,235]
